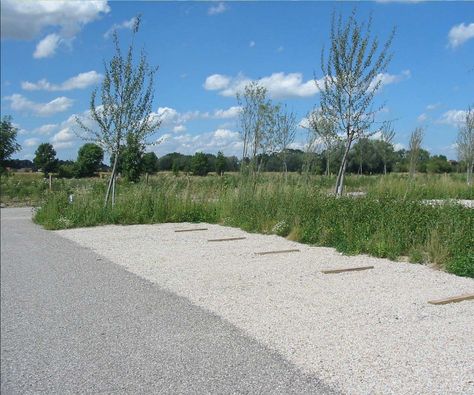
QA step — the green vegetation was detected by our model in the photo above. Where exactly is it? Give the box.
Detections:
[0,116,21,174]
[6,172,467,278]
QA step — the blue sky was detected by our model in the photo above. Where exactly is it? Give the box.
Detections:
[1,1,473,161]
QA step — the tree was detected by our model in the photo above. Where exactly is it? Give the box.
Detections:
[191,152,208,176]
[122,134,143,182]
[0,116,21,173]
[306,108,338,176]
[34,143,57,176]
[408,127,424,177]
[215,151,226,176]
[274,105,297,177]
[75,15,161,206]
[380,121,396,174]
[237,82,277,176]
[317,10,395,195]
[142,152,158,174]
[457,106,474,185]
[76,143,104,177]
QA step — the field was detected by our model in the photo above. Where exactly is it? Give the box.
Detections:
[1,171,473,277]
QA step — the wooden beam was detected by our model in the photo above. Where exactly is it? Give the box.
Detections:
[428,294,474,305]
[208,237,246,242]
[256,249,300,256]
[321,266,374,274]
[174,228,208,233]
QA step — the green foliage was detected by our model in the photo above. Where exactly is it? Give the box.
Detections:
[30,172,474,278]
[192,152,209,176]
[76,143,104,177]
[33,143,57,176]
[0,115,21,172]
[215,151,226,175]
[142,152,158,174]
[122,134,144,182]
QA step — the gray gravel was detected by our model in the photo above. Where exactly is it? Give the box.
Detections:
[1,208,335,394]
[57,221,474,395]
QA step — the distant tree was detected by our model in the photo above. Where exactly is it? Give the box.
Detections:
[172,158,180,176]
[426,155,452,174]
[192,152,209,176]
[0,116,21,173]
[237,82,277,175]
[122,134,143,182]
[457,106,474,185]
[274,105,297,176]
[34,143,57,176]
[76,143,104,177]
[380,121,396,174]
[142,152,159,174]
[215,151,226,176]
[306,108,338,176]
[317,10,395,195]
[75,15,161,206]
[408,127,424,177]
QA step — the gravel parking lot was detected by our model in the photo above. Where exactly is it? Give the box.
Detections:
[57,223,474,394]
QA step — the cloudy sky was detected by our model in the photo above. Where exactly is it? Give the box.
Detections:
[1,1,473,161]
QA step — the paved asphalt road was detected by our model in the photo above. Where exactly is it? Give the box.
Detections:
[1,208,335,394]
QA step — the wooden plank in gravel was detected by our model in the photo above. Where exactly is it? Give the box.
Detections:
[174,228,208,233]
[208,237,247,242]
[256,249,300,256]
[428,294,474,305]
[321,266,374,274]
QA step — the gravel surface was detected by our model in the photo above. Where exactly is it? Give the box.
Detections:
[2,208,334,394]
[57,222,474,394]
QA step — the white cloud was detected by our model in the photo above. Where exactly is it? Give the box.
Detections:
[417,113,428,122]
[24,138,40,147]
[1,0,110,40]
[448,22,474,49]
[5,94,73,117]
[104,16,138,39]
[22,71,102,92]
[153,128,242,156]
[208,2,227,15]
[173,125,187,133]
[1,0,110,59]
[438,110,467,126]
[393,143,405,151]
[203,74,231,90]
[33,33,62,59]
[34,124,58,135]
[369,70,411,90]
[249,41,255,48]
[205,72,321,99]
[212,106,242,119]
[426,103,440,111]
[51,127,76,149]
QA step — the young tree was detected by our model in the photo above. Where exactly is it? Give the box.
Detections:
[215,151,227,176]
[76,143,104,177]
[0,115,21,172]
[75,15,161,206]
[237,82,277,176]
[306,108,338,176]
[380,121,396,175]
[457,106,474,185]
[408,127,424,177]
[317,10,395,195]
[34,143,57,176]
[274,105,297,177]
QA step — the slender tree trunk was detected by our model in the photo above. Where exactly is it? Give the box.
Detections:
[105,149,119,207]
[112,174,116,206]
[326,153,330,176]
[383,161,387,175]
[468,162,473,186]
[335,138,352,196]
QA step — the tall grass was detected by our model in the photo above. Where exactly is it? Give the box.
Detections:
[33,173,474,278]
